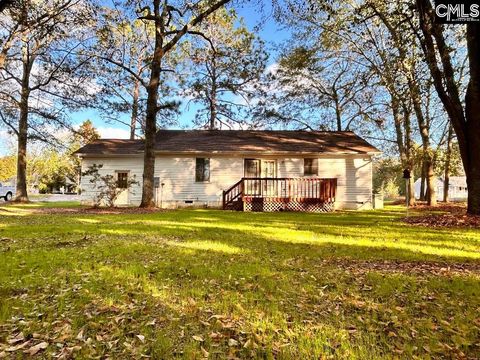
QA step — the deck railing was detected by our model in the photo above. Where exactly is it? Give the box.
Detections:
[223,178,337,210]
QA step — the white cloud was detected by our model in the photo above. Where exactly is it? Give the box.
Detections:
[265,62,279,75]
[97,127,131,139]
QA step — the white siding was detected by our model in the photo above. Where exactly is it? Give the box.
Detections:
[278,156,372,209]
[154,156,244,206]
[80,156,144,206]
[80,154,373,209]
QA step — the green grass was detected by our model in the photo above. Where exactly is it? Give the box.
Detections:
[0,204,479,359]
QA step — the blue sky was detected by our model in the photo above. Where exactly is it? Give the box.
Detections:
[0,2,290,156]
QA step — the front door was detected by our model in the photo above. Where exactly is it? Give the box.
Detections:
[244,159,260,177]
[262,160,276,196]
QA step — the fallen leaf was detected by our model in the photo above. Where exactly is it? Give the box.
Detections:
[24,342,48,356]
[5,341,31,352]
[192,335,204,342]
[200,346,209,357]
[209,332,222,340]
[7,333,24,345]
[228,338,239,347]
[243,339,253,349]
[136,334,145,343]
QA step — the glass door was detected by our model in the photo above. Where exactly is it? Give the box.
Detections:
[244,159,261,196]
[262,160,276,196]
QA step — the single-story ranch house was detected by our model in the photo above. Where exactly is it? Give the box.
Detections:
[75,130,381,211]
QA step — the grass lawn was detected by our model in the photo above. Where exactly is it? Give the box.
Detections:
[0,203,479,359]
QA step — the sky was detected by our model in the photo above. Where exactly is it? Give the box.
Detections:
[0,2,291,156]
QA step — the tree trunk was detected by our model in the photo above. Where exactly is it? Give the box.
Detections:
[416,0,479,214]
[15,27,32,203]
[407,67,436,205]
[209,58,217,130]
[443,124,453,202]
[425,158,436,205]
[333,92,342,131]
[402,104,415,207]
[391,95,415,206]
[465,23,480,214]
[420,161,426,201]
[408,177,415,207]
[140,0,163,208]
[130,77,140,140]
[16,87,29,202]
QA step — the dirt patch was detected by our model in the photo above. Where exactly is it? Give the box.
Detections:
[324,259,480,276]
[32,207,169,215]
[401,203,480,228]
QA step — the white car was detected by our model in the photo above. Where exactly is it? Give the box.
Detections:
[0,183,15,201]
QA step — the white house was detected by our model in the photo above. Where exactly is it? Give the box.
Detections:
[74,130,381,211]
[414,176,468,201]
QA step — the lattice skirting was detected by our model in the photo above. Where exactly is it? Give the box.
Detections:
[244,199,335,213]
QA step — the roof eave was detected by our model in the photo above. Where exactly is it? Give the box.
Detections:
[78,150,379,156]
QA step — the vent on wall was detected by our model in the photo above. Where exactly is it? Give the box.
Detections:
[184,200,193,204]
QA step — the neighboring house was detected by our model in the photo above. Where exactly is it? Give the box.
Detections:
[414,176,468,201]
[74,130,381,211]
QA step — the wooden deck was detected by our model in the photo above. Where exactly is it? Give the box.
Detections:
[222,178,337,212]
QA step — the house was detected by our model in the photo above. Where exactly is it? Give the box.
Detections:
[74,130,381,211]
[414,176,468,201]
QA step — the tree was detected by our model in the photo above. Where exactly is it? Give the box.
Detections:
[95,9,153,139]
[0,0,95,202]
[182,8,267,129]
[271,0,418,204]
[20,120,100,193]
[130,0,232,207]
[73,120,101,147]
[0,154,15,182]
[93,0,233,207]
[68,119,101,190]
[415,0,480,214]
[361,1,442,205]
[266,46,380,132]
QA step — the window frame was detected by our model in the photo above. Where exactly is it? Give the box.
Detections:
[303,158,318,176]
[195,158,210,182]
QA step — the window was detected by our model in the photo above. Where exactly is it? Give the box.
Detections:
[117,172,128,189]
[304,158,318,176]
[195,158,210,182]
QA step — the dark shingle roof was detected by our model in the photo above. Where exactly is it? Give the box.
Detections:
[74,139,144,155]
[74,130,380,156]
